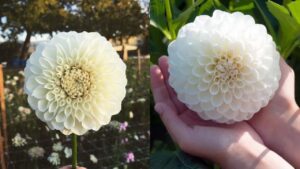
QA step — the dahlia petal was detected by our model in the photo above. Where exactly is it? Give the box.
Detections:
[55,111,66,123]
[51,121,64,130]
[64,116,75,129]
[75,109,84,121]
[44,111,55,121]
[82,115,96,129]
[48,101,58,113]
[209,83,219,95]
[25,76,39,92]
[38,100,49,112]
[32,86,48,99]
[28,96,38,110]
[211,94,223,107]
[35,111,45,122]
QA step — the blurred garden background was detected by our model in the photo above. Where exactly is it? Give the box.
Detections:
[0,0,150,168]
[150,0,300,168]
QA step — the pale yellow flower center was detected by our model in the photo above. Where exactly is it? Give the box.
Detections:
[213,54,242,84]
[60,66,91,99]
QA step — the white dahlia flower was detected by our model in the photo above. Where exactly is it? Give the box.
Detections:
[28,146,45,158]
[168,10,281,124]
[24,31,127,135]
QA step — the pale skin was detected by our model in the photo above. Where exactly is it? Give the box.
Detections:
[151,56,299,169]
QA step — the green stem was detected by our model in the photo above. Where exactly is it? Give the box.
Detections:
[72,134,77,169]
[165,0,176,40]
[282,38,300,59]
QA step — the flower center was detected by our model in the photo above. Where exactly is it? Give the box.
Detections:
[60,66,91,99]
[212,54,242,85]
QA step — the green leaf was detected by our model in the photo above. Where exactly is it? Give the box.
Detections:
[150,0,172,40]
[230,0,254,12]
[283,0,293,6]
[212,0,228,11]
[172,0,204,34]
[149,26,168,64]
[253,0,277,40]
[267,0,300,58]
[287,0,300,24]
[150,150,211,169]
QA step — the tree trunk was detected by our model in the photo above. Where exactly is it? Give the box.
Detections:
[122,37,128,61]
[20,30,32,60]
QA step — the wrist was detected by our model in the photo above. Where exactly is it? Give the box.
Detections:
[221,140,293,169]
[250,101,300,168]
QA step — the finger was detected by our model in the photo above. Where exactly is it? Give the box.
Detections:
[155,102,191,145]
[277,58,295,97]
[158,56,187,113]
[151,65,179,115]
[150,65,171,103]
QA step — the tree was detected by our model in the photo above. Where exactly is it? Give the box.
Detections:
[76,0,148,40]
[0,0,71,59]
[0,0,149,60]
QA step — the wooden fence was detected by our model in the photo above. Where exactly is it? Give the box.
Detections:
[0,65,7,169]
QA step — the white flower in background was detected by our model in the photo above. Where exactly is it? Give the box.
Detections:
[127,88,133,93]
[7,93,14,102]
[13,76,19,81]
[168,10,281,124]
[137,98,146,103]
[12,133,27,147]
[48,152,60,165]
[24,31,127,135]
[5,80,11,85]
[52,142,63,152]
[134,135,139,140]
[24,108,31,115]
[11,81,16,86]
[129,111,134,119]
[90,154,98,163]
[18,106,25,113]
[64,147,72,158]
[4,88,10,95]
[28,146,45,158]
[19,70,25,76]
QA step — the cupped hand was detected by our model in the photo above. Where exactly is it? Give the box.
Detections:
[249,58,300,168]
[151,56,292,169]
[151,57,267,168]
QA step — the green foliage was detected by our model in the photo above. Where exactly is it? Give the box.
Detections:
[151,150,212,169]
[150,0,300,64]
[267,0,300,58]
[150,0,220,63]
[0,0,147,39]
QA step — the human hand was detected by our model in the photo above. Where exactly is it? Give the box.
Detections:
[249,59,300,168]
[151,56,292,169]
[59,165,86,169]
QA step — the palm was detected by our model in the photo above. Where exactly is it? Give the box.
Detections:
[151,56,263,160]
